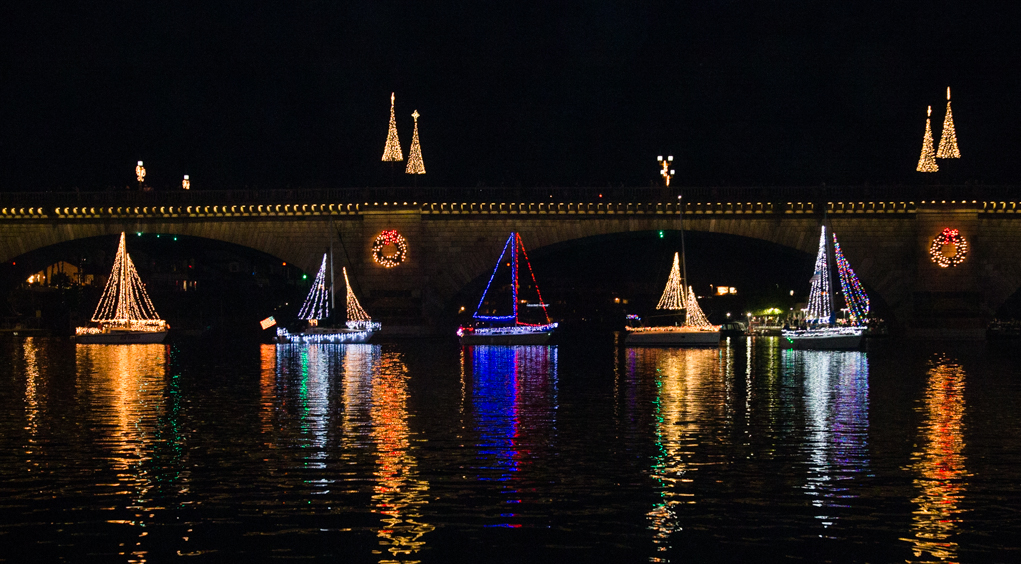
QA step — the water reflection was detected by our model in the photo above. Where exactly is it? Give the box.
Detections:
[903,355,968,562]
[22,337,43,439]
[76,343,177,564]
[625,347,727,560]
[270,343,433,563]
[273,345,333,482]
[462,345,559,527]
[370,349,434,561]
[784,350,871,529]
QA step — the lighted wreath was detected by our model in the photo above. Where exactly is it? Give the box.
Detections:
[372,230,408,268]
[929,227,968,268]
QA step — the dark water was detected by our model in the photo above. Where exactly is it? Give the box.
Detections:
[2,335,1021,563]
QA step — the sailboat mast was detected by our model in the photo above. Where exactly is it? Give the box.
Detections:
[678,194,690,305]
[330,238,335,319]
[824,220,836,325]
[512,232,519,322]
[117,233,128,321]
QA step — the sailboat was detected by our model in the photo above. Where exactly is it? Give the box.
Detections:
[274,254,380,344]
[781,225,869,350]
[75,232,168,344]
[625,251,721,345]
[458,232,558,345]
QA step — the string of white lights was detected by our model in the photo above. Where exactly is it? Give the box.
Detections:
[806,227,832,323]
[298,253,331,320]
[684,285,714,329]
[655,252,686,310]
[382,92,403,162]
[917,106,939,172]
[91,232,163,324]
[344,267,372,325]
[936,87,961,159]
[405,110,425,174]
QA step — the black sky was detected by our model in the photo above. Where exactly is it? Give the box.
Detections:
[2,1,1017,191]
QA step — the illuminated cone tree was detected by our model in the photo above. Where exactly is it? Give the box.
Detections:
[405,110,426,174]
[936,87,961,159]
[833,234,870,326]
[806,227,833,323]
[90,232,165,329]
[382,92,403,162]
[343,267,376,330]
[684,285,713,329]
[298,254,331,321]
[916,106,939,172]
[655,252,686,310]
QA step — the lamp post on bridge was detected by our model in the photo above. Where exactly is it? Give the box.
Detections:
[657,155,674,187]
[135,161,146,191]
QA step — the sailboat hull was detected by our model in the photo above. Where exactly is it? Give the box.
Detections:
[274,327,374,344]
[75,330,167,344]
[781,327,863,350]
[460,331,553,345]
[625,329,721,346]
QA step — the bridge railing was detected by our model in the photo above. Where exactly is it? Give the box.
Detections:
[1,185,1017,208]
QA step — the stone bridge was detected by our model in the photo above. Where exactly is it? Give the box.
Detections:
[2,187,1021,337]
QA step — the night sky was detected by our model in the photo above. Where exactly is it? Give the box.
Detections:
[2,1,1017,191]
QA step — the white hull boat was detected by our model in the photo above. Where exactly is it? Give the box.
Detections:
[782,225,870,350]
[76,329,168,344]
[625,327,721,346]
[625,251,720,347]
[781,326,863,350]
[458,324,556,345]
[75,233,169,344]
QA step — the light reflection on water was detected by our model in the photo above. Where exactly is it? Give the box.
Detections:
[903,354,968,563]
[270,343,433,563]
[3,337,1020,561]
[462,345,559,528]
[625,346,729,559]
[75,343,177,564]
[784,349,871,529]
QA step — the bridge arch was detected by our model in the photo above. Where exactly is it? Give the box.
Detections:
[421,215,909,325]
[443,228,896,327]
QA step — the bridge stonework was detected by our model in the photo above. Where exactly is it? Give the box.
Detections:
[2,198,1019,337]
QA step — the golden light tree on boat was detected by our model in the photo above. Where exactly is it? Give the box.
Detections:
[382,92,404,162]
[916,106,939,173]
[343,267,377,330]
[655,252,686,310]
[936,87,961,159]
[87,232,165,332]
[405,110,426,174]
[684,286,714,329]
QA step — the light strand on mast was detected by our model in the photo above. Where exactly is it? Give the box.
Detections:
[806,227,832,323]
[298,253,331,320]
[655,252,686,310]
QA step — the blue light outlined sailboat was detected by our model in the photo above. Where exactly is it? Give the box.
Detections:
[458,232,558,345]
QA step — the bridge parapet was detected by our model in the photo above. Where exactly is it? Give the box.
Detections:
[2,195,1017,221]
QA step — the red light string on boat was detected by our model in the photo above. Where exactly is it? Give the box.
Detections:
[512,232,519,321]
[516,233,552,325]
